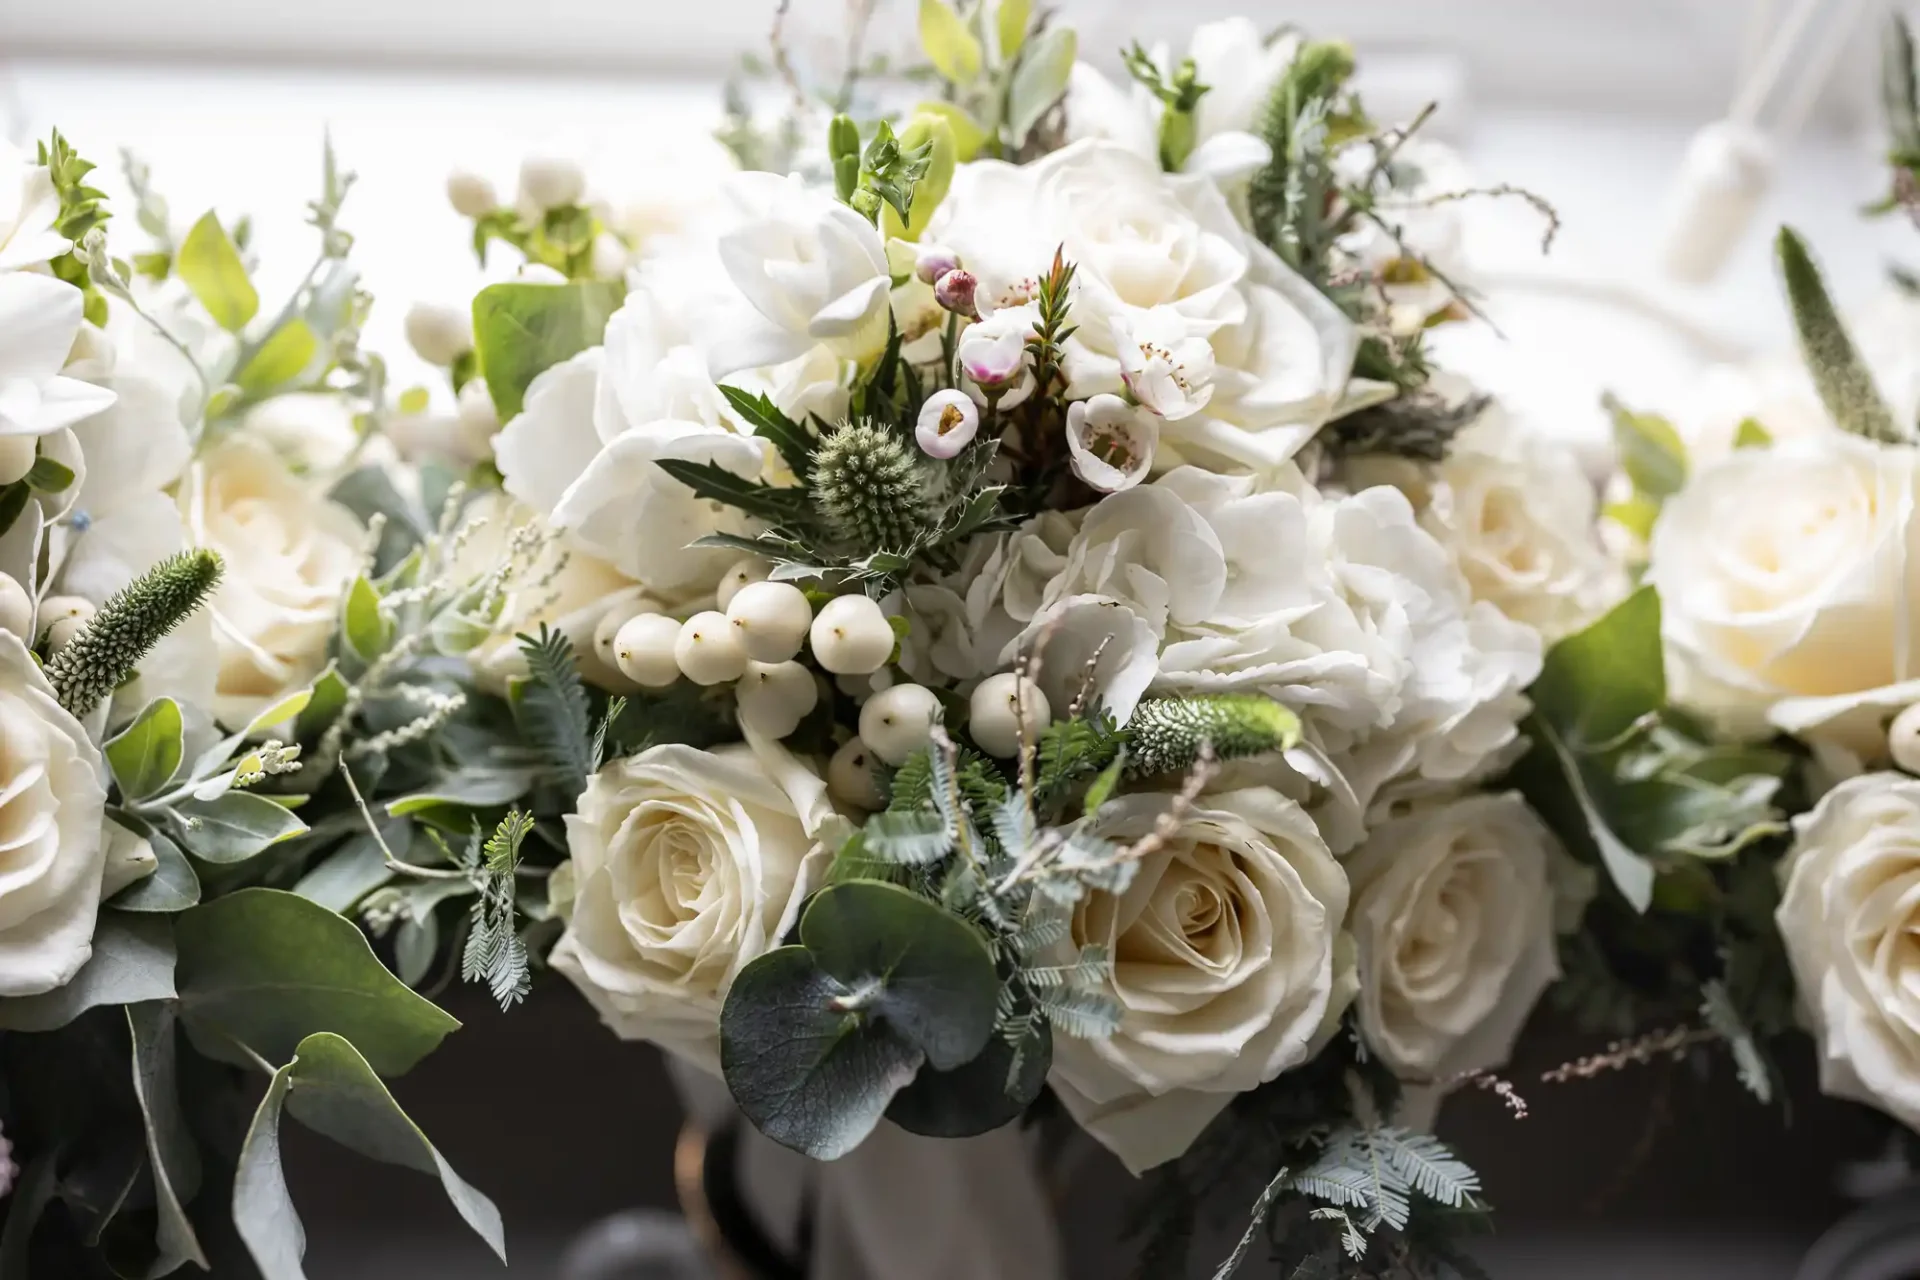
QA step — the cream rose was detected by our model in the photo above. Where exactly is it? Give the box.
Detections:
[1345,793,1562,1078]
[183,436,364,726]
[1046,788,1355,1173]
[0,632,110,996]
[1647,434,1920,759]
[1776,772,1920,1131]
[549,736,838,1072]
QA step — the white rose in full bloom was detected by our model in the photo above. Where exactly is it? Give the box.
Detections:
[1352,404,1619,641]
[1047,787,1355,1173]
[1020,468,1540,850]
[549,735,838,1071]
[1647,434,1920,760]
[1776,772,1920,1131]
[1345,793,1562,1078]
[703,171,891,376]
[934,141,1355,472]
[0,139,69,272]
[183,436,364,726]
[495,265,848,609]
[0,631,110,996]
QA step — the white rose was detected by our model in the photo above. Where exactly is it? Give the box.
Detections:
[1047,787,1355,1173]
[0,274,117,440]
[183,436,364,726]
[549,735,837,1071]
[0,139,69,272]
[705,171,890,376]
[1776,772,1920,1131]
[1647,434,1920,759]
[0,631,109,996]
[1345,793,1562,1078]
[1397,404,1620,641]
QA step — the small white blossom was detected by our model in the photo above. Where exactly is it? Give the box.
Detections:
[915,389,980,459]
[1066,394,1157,492]
[1113,310,1215,420]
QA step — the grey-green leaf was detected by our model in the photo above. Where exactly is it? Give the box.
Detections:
[111,831,202,913]
[105,697,185,800]
[128,1002,209,1275]
[720,946,926,1160]
[0,914,176,1032]
[170,792,308,864]
[281,1033,506,1260]
[175,888,460,1075]
[233,1064,304,1280]
[1007,25,1077,146]
[291,828,398,914]
[1777,226,1905,443]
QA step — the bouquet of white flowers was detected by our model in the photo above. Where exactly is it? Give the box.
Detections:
[33,1,1894,1277]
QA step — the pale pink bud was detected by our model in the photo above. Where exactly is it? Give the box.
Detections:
[934,269,979,319]
[915,244,962,285]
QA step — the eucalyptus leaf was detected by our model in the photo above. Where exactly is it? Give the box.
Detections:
[384,765,538,817]
[472,279,624,420]
[295,666,350,740]
[1604,395,1687,500]
[170,792,308,864]
[105,697,185,800]
[233,1064,302,1280]
[394,916,439,987]
[111,831,201,913]
[177,211,258,332]
[235,318,320,394]
[176,888,460,1075]
[0,914,176,1032]
[291,828,398,914]
[280,1033,505,1260]
[888,1019,1051,1138]
[1007,25,1077,146]
[127,1002,209,1275]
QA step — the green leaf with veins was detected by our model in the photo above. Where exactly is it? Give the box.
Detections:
[471,278,624,420]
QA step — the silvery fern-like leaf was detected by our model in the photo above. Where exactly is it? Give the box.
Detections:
[862,810,952,864]
[1211,1166,1293,1280]
[1031,985,1123,1039]
[1308,1208,1368,1261]
[1375,1128,1480,1208]
[1006,911,1070,957]
[515,626,595,793]
[1292,1166,1373,1211]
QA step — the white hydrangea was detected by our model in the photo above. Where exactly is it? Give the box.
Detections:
[1010,467,1541,851]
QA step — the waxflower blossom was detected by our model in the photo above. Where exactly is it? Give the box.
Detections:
[916,388,981,459]
[1066,394,1157,491]
[957,303,1039,405]
[1113,311,1215,420]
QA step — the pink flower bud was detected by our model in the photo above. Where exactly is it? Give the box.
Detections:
[934,269,979,319]
[914,244,962,285]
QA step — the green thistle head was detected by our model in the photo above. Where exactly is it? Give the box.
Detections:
[43,549,224,717]
[1123,694,1302,779]
[810,419,937,554]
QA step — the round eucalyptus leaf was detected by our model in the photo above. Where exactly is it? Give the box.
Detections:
[720,946,924,1161]
[799,881,998,1070]
[887,1019,1051,1139]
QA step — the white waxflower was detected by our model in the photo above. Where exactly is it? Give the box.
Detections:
[956,303,1039,406]
[1647,433,1920,762]
[933,141,1356,474]
[0,631,109,996]
[1776,772,1920,1132]
[1066,394,1158,493]
[182,437,365,726]
[0,274,117,441]
[1047,788,1355,1174]
[0,139,70,272]
[549,735,837,1072]
[1113,309,1214,420]
[1345,793,1563,1078]
[915,388,980,459]
[704,171,891,376]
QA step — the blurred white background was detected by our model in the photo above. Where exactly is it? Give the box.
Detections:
[3,0,1915,462]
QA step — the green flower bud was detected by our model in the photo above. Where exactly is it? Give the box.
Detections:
[810,420,938,554]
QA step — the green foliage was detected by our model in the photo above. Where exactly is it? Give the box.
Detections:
[129,1002,210,1273]
[513,626,595,795]
[1124,695,1302,779]
[235,1032,503,1280]
[43,550,224,718]
[105,696,185,800]
[854,119,937,224]
[720,384,816,482]
[1248,40,1356,281]
[720,881,1000,1158]
[177,211,259,332]
[918,0,983,83]
[811,419,940,553]
[1024,247,1078,399]
[35,129,112,322]
[0,915,175,1032]
[456,810,534,1010]
[174,888,460,1075]
[170,792,308,863]
[1604,393,1688,536]
[1005,25,1076,149]
[1777,227,1907,443]
[470,278,625,420]
[1875,15,1920,217]
[1122,42,1210,170]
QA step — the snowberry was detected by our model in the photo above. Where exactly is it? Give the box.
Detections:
[809,594,894,675]
[827,737,885,810]
[0,436,35,487]
[1891,703,1920,774]
[725,580,812,663]
[613,612,683,688]
[453,379,501,459]
[716,557,772,610]
[40,596,95,627]
[736,660,820,738]
[674,611,749,686]
[403,302,473,367]
[969,672,1051,757]
[594,600,650,668]
[446,169,499,218]
[0,572,30,639]
[45,616,91,653]
[517,154,586,212]
[859,682,942,765]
